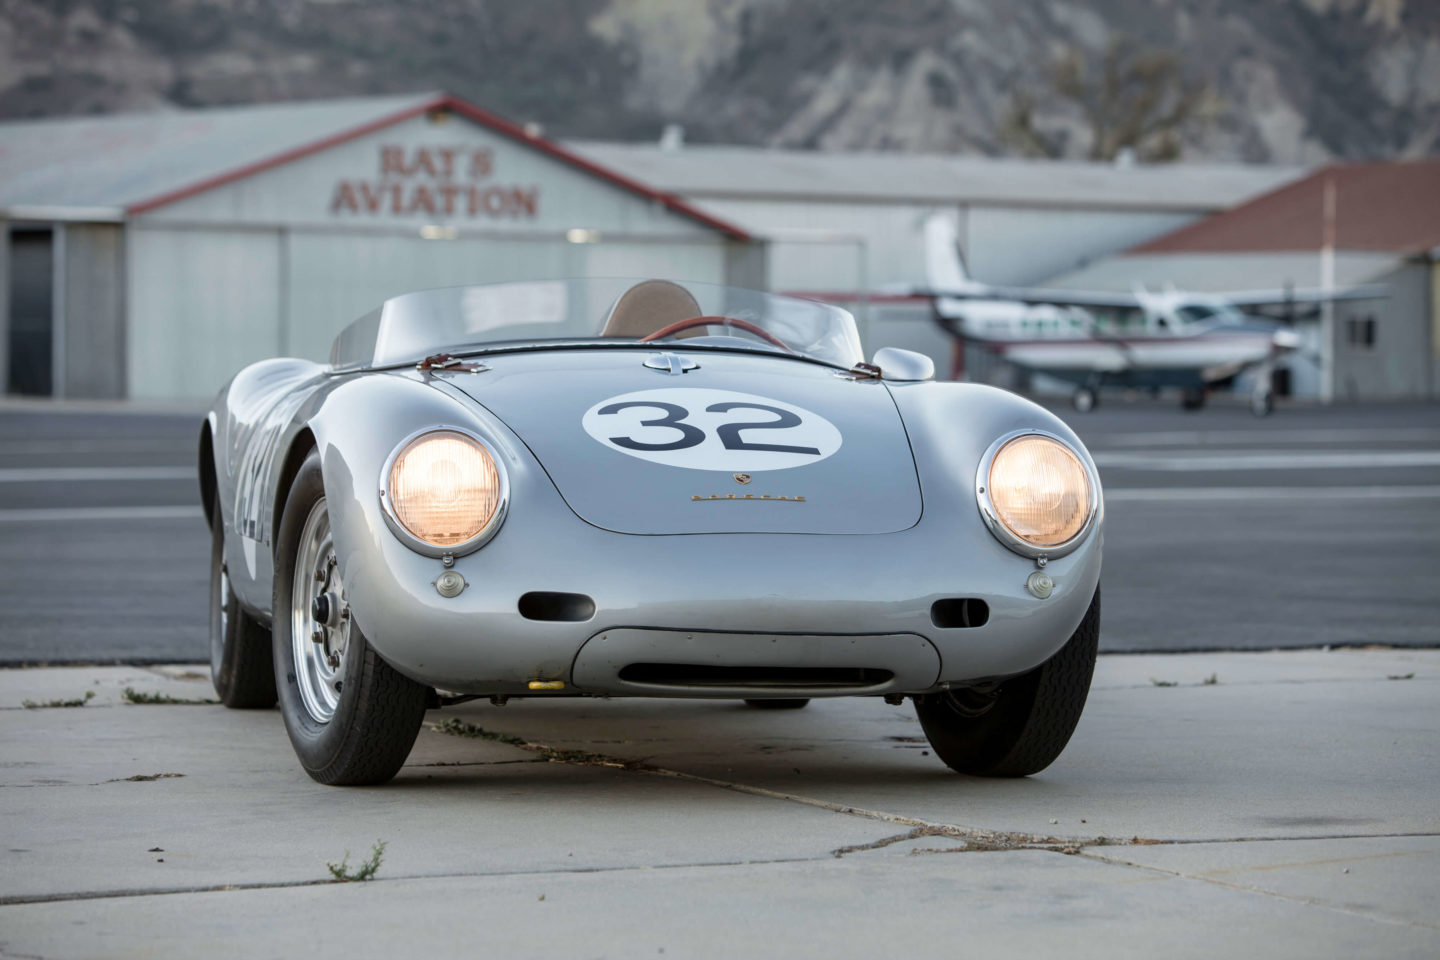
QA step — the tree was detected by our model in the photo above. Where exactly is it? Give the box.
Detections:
[1001,36,1210,162]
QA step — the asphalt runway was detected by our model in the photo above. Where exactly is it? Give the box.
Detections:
[0,397,1436,663]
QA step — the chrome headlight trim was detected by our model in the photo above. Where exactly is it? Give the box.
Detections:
[974,428,1101,561]
[378,425,510,559]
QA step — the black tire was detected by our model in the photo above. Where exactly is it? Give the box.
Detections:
[1180,388,1207,411]
[915,588,1100,777]
[209,493,277,708]
[743,698,811,710]
[273,452,428,786]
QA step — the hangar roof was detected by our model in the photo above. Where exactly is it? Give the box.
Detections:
[1131,160,1440,255]
[567,140,1303,213]
[0,93,748,238]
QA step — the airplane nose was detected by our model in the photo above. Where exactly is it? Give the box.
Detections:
[1272,329,1301,350]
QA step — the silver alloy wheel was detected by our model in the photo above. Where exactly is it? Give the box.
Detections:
[290,497,350,723]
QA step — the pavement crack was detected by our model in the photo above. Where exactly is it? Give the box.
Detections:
[427,720,1155,849]
[0,856,828,908]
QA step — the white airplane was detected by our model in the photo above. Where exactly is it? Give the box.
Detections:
[915,213,1384,414]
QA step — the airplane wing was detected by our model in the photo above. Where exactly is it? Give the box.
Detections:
[913,282,1387,310]
[1214,285,1388,307]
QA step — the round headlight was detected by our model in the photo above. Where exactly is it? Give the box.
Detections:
[383,429,505,553]
[979,432,1095,556]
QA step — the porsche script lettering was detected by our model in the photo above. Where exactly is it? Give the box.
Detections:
[691,493,806,502]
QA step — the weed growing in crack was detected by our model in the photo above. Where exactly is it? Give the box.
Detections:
[122,687,218,705]
[1149,678,1178,687]
[433,718,527,746]
[328,840,386,882]
[431,719,650,769]
[1202,673,1219,685]
[22,691,95,709]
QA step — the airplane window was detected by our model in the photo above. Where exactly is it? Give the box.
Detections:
[1176,305,1218,324]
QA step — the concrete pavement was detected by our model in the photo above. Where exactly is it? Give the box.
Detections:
[2,648,1437,958]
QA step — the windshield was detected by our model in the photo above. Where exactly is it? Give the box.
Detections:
[330,279,863,371]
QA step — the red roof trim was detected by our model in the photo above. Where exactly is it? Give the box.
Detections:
[125,93,751,240]
[437,96,749,240]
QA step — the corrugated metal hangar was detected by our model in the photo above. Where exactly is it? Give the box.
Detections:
[0,93,756,399]
[2,91,1430,401]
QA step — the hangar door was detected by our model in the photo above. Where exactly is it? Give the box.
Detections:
[128,228,282,398]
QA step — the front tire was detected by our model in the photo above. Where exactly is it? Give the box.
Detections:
[273,452,428,785]
[208,493,277,708]
[915,588,1100,777]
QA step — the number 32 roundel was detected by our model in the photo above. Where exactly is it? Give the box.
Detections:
[582,388,843,471]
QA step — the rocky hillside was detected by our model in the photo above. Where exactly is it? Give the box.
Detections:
[3,0,1437,163]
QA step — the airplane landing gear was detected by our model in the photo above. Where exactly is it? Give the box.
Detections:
[1250,388,1275,417]
[1071,386,1098,413]
[1180,387,1207,411]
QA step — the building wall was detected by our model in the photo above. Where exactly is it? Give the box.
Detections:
[62,224,126,399]
[964,206,1196,287]
[690,197,1203,293]
[1332,261,1432,401]
[128,227,282,399]
[121,111,741,398]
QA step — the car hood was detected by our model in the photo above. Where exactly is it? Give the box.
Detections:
[449,348,922,535]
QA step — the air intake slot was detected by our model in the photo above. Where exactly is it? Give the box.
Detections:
[617,663,893,689]
[517,592,596,622]
[930,598,989,629]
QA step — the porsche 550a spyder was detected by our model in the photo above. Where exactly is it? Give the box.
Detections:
[201,278,1102,785]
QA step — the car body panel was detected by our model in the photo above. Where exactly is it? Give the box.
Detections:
[448,349,921,535]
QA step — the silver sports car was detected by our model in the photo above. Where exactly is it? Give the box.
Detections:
[201,278,1103,785]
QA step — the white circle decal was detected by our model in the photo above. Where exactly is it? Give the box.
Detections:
[582,388,843,471]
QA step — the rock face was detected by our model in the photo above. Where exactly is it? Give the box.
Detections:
[3,0,1436,162]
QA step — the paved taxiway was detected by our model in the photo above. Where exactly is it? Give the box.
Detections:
[1,397,1435,662]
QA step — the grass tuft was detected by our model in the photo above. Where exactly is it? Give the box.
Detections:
[1148,678,1178,687]
[328,839,386,882]
[122,687,218,705]
[22,691,95,709]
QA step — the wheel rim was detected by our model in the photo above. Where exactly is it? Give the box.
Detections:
[290,498,350,724]
[209,535,227,677]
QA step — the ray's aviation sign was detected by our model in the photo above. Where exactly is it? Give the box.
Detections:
[329,144,540,220]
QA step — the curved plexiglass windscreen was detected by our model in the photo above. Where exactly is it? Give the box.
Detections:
[330,279,862,371]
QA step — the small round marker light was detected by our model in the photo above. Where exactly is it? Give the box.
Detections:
[435,571,466,598]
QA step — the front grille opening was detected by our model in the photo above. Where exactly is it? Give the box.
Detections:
[517,591,596,622]
[618,663,893,689]
[931,598,989,629]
